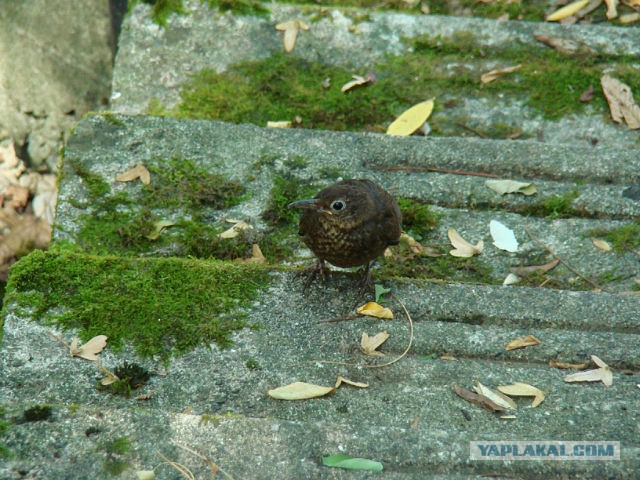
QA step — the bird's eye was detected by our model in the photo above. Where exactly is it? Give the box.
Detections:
[331,199,346,211]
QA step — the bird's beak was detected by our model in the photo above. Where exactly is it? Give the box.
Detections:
[288,198,319,210]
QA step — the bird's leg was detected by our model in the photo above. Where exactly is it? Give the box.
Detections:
[356,261,375,300]
[296,258,328,290]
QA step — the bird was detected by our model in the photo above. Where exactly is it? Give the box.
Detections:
[288,179,402,288]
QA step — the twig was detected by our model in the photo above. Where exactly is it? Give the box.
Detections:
[157,452,195,480]
[47,331,70,350]
[172,441,235,480]
[524,224,605,292]
[375,165,499,178]
[317,314,360,324]
[454,122,488,138]
[363,293,414,368]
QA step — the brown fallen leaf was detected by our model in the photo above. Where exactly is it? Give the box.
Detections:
[361,331,390,356]
[549,358,590,370]
[409,414,421,429]
[480,64,522,84]
[619,12,640,24]
[0,213,51,270]
[335,376,369,388]
[579,84,594,103]
[505,335,541,351]
[453,386,506,412]
[533,35,582,55]
[275,20,309,53]
[115,164,151,185]
[268,381,335,400]
[564,354,613,387]
[237,244,266,264]
[510,258,560,277]
[400,232,426,255]
[448,228,483,258]
[474,381,517,410]
[217,220,253,239]
[357,302,393,319]
[341,74,375,93]
[497,382,546,408]
[70,335,108,361]
[600,74,640,129]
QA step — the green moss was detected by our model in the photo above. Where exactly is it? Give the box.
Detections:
[98,362,151,398]
[100,437,131,475]
[590,222,640,254]
[518,190,581,219]
[129,0,188,27]
[262,175,316,227]
[66,157,248,257]
[283,155,309,170]
[23,405,52,422]
[0,406,8,458]
[317,166,344,179]
[245,358,261,370]
[99,112,126,128]
[4,250,270,361]
[199,412,239,426]
[397,198,440,241]
[208,0,269,16]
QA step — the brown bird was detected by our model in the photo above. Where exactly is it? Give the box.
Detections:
[288,179,402,286]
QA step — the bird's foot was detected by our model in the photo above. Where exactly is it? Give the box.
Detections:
[356,262,374,301]
[296,259,328,291]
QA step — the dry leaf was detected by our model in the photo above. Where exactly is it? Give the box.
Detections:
[357,302,393,319]
[511,258,560,277]
[546,0,589,21]
[268,381,335,400]
[386,99,435,136]
[98,363,119,386]
[32,190,57,225]
[533,35,581,54]
[448,228,483,257]
[591,238,612,252]
[604,0,619,19]
[453,386,506,412]
[146,220,175,240]
[361,331,390,356]
[217,220,253,239]
[480,64,522,84]
[549,358,590,370]
[564,355,613,386]
[601,74,640,129]
[136,470,156,480]
[440,354,457,361]
[400,232,426,255]
[619,12,640,23]
[505,335,541,351]
[474,381,517,410]
[115,164,150,185]
[275,20,309,53]
[490,220,518,253]
[579,84,594,103]
[267,120,292,128]
[335,376,369,388]
[134,392,153,401]
[0,140,24,189]
[497,382,546,408]
[503,273,520,285]
[485,179,537,196]
[238,244,267,264]
[70,335,108,361]
[341,74,375,93]
[0,213,51,268]
[409,414,421,428]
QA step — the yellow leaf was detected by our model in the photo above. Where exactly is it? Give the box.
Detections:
[275,20,309,53]
[335,376,369,388]
[480,64,522,84]
[619,12,640,24]
[115,164,150,185]
[474,381,517,410]
[505,335,541,351]
[546,0,589,21]
[267,120,292,128]
[268,381,335,400]
[386,99,434,136]
[497,382,546,408]
[361,331,390,356]
[591,238,611,252]
[448,228,483,258]
[341,74,374,93]
[604,0,618,19]
[548,359,590,370]
[356,302,393,319]
[217,220,253,239]
[70,335,108,361]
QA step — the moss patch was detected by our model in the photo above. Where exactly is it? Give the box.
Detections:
[67,157,248,258]
[590,222,640,254]
[517,189,582,219]
[98,362,151,398]
[397,198,440,241]
[4,249,270,361]
[100,437,131,476]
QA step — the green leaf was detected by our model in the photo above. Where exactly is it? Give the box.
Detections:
[374,284,391,304]
[322,454,383,471]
